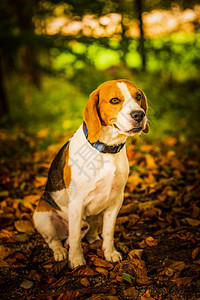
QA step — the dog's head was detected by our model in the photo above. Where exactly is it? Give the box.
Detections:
[83,79,149,143]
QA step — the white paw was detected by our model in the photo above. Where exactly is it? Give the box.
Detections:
[104,250,122,263]
[53,246,68,261]
[68,254,86,269]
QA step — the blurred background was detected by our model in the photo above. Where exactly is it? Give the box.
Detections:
[0,0,200,148]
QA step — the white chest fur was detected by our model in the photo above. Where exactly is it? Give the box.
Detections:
[67,126,129,216]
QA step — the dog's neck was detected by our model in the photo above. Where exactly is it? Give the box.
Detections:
[99,125,127,146]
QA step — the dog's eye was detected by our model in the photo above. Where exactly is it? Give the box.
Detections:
[109,98,121,104]
[136,93,141,101]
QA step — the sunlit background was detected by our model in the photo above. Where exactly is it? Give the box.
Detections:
[0,0,200,147]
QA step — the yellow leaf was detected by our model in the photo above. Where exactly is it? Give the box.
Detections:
[145,154,157,169]
[138,200,160,211]
[34,176,47,187]
[37,128,49,138]
[24,195,40,203]
[185,218,200,226]
[128,249,143,259]
[0,245,15,260]
[14,220,35,233]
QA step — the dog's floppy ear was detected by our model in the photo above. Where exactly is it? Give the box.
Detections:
[138,88,149,134]
[83,88,101,143]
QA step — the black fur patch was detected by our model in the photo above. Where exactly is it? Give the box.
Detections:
[45,141,70,192]
[41,192,61,211]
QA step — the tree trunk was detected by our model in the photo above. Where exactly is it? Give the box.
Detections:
[0,51,8,117]
[136,0,146,71]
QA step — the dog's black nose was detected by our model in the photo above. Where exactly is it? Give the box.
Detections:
[130,110,145,122]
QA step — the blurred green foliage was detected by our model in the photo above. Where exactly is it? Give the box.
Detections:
[0,0,200,147]
[2,31,200,144]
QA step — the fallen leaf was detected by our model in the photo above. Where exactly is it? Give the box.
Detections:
[127,258,152,284]
[119,203,138,215]
[128,249,143,259]
[14,220,35,233]
[145,236,158,247]
[0,229,14,240]
[28,270,42,282]
[96,267,108,277]
[140,145,154,152]
[0,245,13,259]
[50,277,71,288]
[20,280,34,290]
[145,154,157,169]
[192,247,200,260]
[24,194,40,203]
[122,272,135,283]
[80,277,90,287]
[34,176,47,187]
[57,290,81,300]
[138,200,160,211]
[185,218,200,226]
[91,256,113,269]
[123,286,139,298]
[13,233,29,242]
[68,265,98,276]
[141,289,155,299]
[172,277,193,286]
[0,191,9,197]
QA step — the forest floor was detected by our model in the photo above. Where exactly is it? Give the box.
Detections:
[0,130,200,300]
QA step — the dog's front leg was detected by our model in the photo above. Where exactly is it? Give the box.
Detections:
[102,194,123,262]
[68,202,86,269]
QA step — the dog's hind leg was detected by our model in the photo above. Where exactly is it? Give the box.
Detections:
[33,210,68,261]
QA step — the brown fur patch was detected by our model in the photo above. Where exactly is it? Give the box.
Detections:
[63,147,71,188]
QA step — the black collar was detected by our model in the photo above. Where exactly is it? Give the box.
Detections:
[83,122,125,154]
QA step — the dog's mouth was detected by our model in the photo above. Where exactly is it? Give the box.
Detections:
[126,127,143,134]
[113,123,143,134]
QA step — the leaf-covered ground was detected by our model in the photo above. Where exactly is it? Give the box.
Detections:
[0,131,200,300]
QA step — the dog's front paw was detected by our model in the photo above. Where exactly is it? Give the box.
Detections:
[53,246,68,261]
[68,254,86,269]
[104,250,122,263]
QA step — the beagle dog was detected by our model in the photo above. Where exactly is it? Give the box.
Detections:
[33,79,149,269]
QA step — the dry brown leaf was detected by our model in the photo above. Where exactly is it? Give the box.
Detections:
[0,245,15,260]
[28,270,42,282]
[70,265,98,276]
[80,277,90,287]
[14,220,35,233]
[171,277,193,286]
[128,249,143,259]
[170,157,186,172]
[192,247,200,260]
[96,267,108,277]
[0,229,14,240]
[129,258,152,284]
[123,286,139,298]
[91,256,113,269]
[138,200,160,211]
[145,236,158,247]
[185,218,200,226]
[57,290,81,300]
[142,208,161,219]
[138,240,147,248]
[119,203,138,215]
[141,289,155,300]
